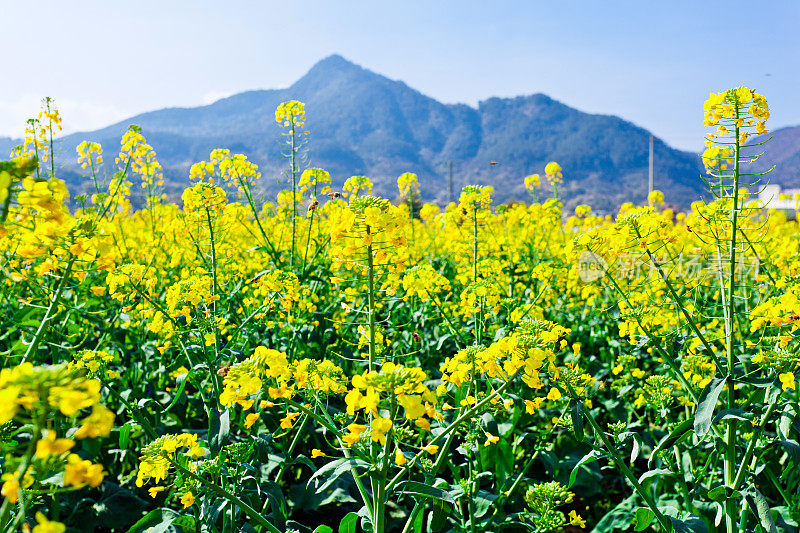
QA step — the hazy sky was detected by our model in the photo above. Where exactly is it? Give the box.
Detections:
[2,1,798,151]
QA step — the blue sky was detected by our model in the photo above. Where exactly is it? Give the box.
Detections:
[1,0,798,151]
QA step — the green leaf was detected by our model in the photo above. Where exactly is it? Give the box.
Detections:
[669,514,708,533]
[125,508,180,533]
[745,488,778,533]
[161,370,194,413]
[771,506,799,529]
[473,490,498,518]
[259,480,288,527]
[118,422,131,450]
[694,377,726,437]
[173,516,196,531]
[210,408,230,453]
[338,512,358,533]
[393,480,456,505]
[314,527,334,533]
[706,485,741,502]
[779,404,797,440]
[778,439,800,464]
[652,419,693,458]
[412,507,423,533]
[638,468,674,487]
[712,408,753,423]
[619,431,642,464]
[568,449,603,488]
[634,507,655,531]
[428,504,449,532]
[594,494,637,532]
[309,458,369,494]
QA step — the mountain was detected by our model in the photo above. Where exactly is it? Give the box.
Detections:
[751,126,800,190]
[0,137,19,157]
[15,55,796,211]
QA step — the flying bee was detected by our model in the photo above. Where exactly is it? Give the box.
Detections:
[307,197,319,214]
[327,191,342,199]
[489,161,499,166]
[412,332,421,343]
[216,365,231,377]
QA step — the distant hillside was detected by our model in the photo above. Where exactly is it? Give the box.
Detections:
[0,137,19,157]
[750,126,800,190]
[13,55,799,211]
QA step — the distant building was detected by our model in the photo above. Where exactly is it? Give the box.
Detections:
[758,184,799,220]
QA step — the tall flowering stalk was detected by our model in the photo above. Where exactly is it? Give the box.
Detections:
[275,101,307,269]
[701,87,771,533]
[459,185,493,345]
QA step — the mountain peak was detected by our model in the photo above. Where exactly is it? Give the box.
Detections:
[299,54,368,80]
[51,55,746,210]
[314,54,358,69]
[289,54,381,95]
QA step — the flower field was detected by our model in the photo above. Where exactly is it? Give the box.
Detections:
[0,88,799,532]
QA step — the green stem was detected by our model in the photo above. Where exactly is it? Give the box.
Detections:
[366,228,377,372]
[290,122,297,268]
[632,227,723,372]
[47,99,56,179]
[400,503,422,533]
[21,254,76,364]
[722,107,742,533]
[731,395,778,490]
[472,207,479,283]
[0,420,40,529]
[170,459,280,533]
[582,407,672,531]
[275,414,308,485]
[384,376,515,494]
[602,264,703,405]
[763,465,792,508]
[309,398,375,520]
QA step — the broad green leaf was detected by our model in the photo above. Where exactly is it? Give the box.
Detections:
[634,507,655,531]
[712,408,753,423]
[209,408,230,453]
[473,489,498,518]
[393,480,456,505]
[670,514,708,533]
[161,369,194,413]
[638,468,673,487]
[338,512,358,533]
[778,439,800,464]
[125,508,180,533]
[308,458,369,494]
[118,421,131,450]
[706,485,741,501]
[594,494,637,532]
[694,377,726,437]
[651,420,694,457]
[568,449,603,488]
[745,488,778,533]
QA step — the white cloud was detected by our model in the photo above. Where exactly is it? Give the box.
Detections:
[0,95,131,138]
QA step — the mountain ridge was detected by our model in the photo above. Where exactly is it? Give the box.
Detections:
[5,55,799,211]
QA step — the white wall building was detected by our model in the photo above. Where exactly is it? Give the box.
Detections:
[758,184,800,219]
